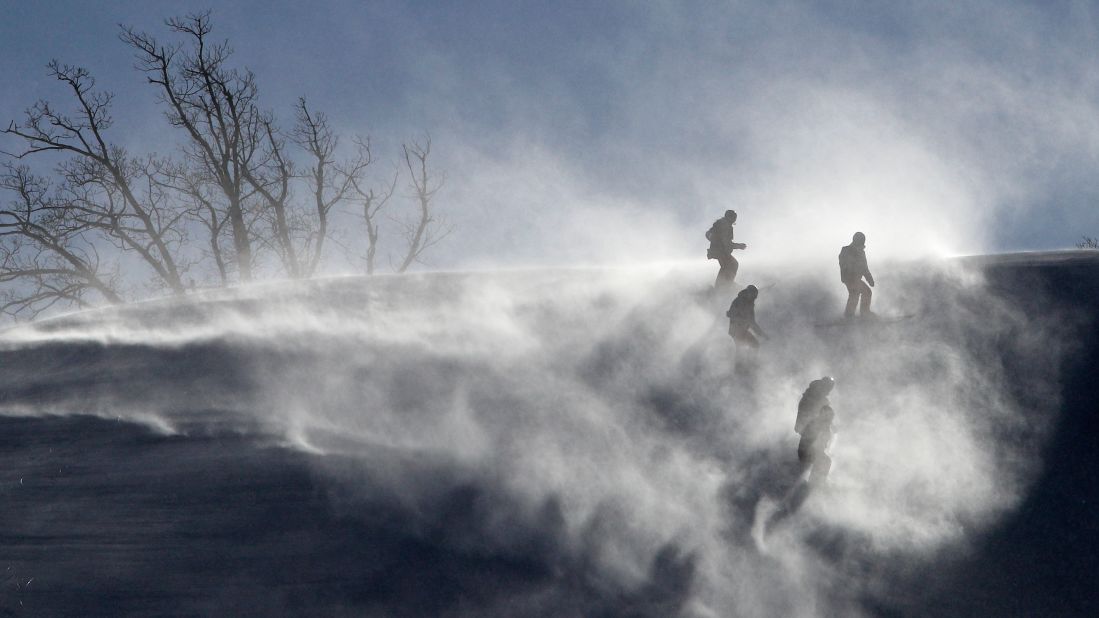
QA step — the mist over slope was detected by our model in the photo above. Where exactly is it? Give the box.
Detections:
[0,254,1095,616]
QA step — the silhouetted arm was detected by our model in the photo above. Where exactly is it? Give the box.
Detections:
[748,307,767,338]
[859,251,874,286]
[753,321,768,339]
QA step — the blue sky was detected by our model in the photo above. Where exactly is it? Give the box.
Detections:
[4,0,1099,269]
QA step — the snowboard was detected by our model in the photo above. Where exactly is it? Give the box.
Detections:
[813,314,915,329]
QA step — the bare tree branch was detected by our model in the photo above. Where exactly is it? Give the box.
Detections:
[0,164,124,318]
[396,135,450,273]
[350,157,397,275]
[3,63,187,294]
[122,12,257,281]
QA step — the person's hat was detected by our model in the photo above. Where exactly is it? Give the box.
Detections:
[852,231,866,245]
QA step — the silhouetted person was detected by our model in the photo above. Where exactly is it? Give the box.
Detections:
[839,232,875,319]
[765,382,836,530]
[760,380,836,532]
[795,376,834,435]
[727,285,767,349]
[798,405,835,485]
[707,209,747,291]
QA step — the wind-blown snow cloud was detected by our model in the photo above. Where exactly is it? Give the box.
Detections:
[0,258,1072,616]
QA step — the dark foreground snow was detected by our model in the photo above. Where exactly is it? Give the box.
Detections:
[1,255,1097,616]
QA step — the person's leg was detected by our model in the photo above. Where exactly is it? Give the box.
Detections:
[727,255,739,283]
[715,253,732,288]
[797,439,816,479]
[745,331,759,349]
[809,452,831,485]
[858,281,873,315]
[844,283,859,318]
[733,328,756,377]
[734,327,759,349]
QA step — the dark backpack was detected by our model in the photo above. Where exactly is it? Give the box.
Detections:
[705,221,721,258]
[705,223,718,242]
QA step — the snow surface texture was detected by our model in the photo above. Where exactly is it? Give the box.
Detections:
[0,260,1076,616]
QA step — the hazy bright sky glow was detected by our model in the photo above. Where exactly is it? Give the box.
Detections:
[4,0,1099,269]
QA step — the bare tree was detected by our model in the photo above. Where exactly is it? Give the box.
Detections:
[2,11,453,319]
[1077,236,1098,249]
[350,158,398,275]
[123,15,385,281]
[396,136,450,273]
[242,117,299,277]
[291,99,374,276]
[122,13,263,281]
[3,62,188,294]
[149,159,232,285]
[0,164,123,318]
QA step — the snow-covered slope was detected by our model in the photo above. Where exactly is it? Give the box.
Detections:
[1,255,1096,616]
